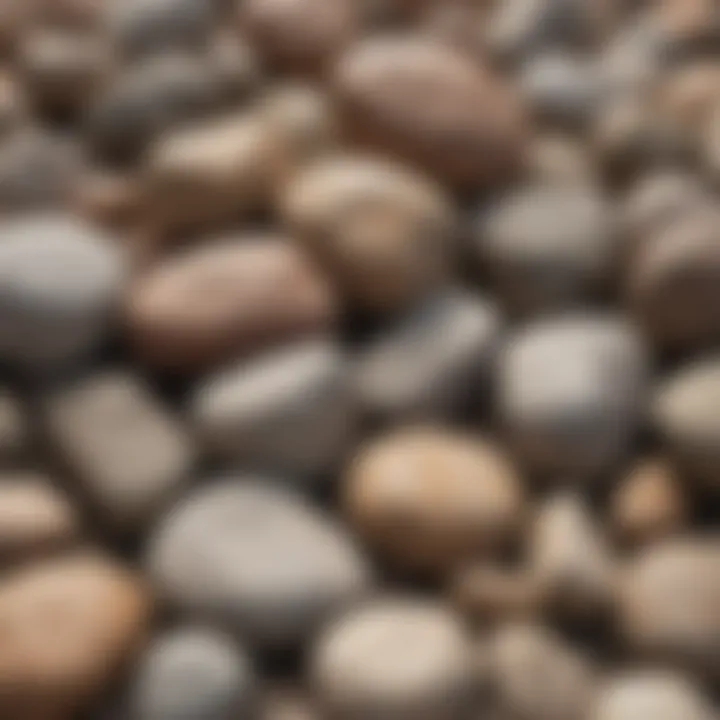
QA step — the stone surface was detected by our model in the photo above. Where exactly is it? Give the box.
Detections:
[129,626,255,720]
[0,390,29,467]
[312,599,475,720]
[0,554,151,720]
[345,428,524,575]
[126,236,335,372]
[147,480,370,649]
[192,340,355,477]
[44,372,194,532]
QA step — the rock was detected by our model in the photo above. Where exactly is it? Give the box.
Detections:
[619,538,720,678]
[610,458,687,546]
[0,72,26,137]
[418,0,492,56]
[208,31,262,104]
[44,372,194,533]
[87,54,223,164]
[312,598,475,720]
[260,686,318,720]
[108,0,219,58]
[281,154,454,313]
[17,28,113,118]
[476,185,614,315]
[0,473,79,563]
[332,36,526,189]
[73,169,140,231]
[0,554,150,720]
[354,291,500,420]
[591,671,715,720]
[0,214,124,370]
[491,623,597,720]
[240,0,359,74]
[658,62,720,138]
[530,493,616,621]
[147,480,370,649]
[498,315,648,478]
[527,134,595,185]
[345,428,525,575]
[628,209,720,350]
[126,236,335,372]
[129,626,255,720]
[520,53,600,129]
[654,0,720,52]
[192,340,355,477]
[0,390,29,466]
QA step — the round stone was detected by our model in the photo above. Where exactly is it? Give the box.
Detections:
[345,428,525,575]
[130,626,255,720]
[0,214,124,370]
[332,36,526,189]
[192,340,355,477]
[312,599,474,720]
[126,236,335,372]
[147,480,370,649]
[498,315,648,478]
[281,154,454,313]
[0,390,29,467]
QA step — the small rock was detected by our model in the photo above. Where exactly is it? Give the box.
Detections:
[260,686,318,720]
[44,372,194,533]
[240,0,359,74]
[192,340,355,478]
[345,427,525,575]
[619,538,720,679]
[703,96,720,182]
[332,36,526,189]
[530,493,616,621]
[0,72,26,137]
[591,671,715,720]
[74,169,140,231]
[0,554,151,720]
[0,390,28,466]
[498,315,648,478]
[354,290,500,420]
[312,598,475,720]
[654,0,720,53]
[208,31,263,103]
[129,626,255,720]
[0,473,79,563]
[477,185,614,315]
[0,214,124,370]
[658,62,720,138]
[527,134,595,185]
[147,480,370,649]
[281,154,454,313]
[610,458,687,546]
[491,622,597,720]
[126,236,335,372]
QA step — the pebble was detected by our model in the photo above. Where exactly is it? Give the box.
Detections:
[260,686,318,720]
[147,480,370,649]
[281,153,454,313]
[591,671,715,720]
[345,427,525,575]
[126,236,335,372]
[353,291,500,420]
[490,622,597,720]
[527,134,595,185]
[240,0,359,74]
[619,538,720,679]
[0,214,124,370]
[0,473,79,563]
[312,598,475,720]
[44,372,194,532]
[498,315,648,479]
[129,626,255,720]
[0,390,29,466]
[332,36,527,189]
[610,458,687,546]
[192,340,355,477]
[477,185,615,315]
[0,554,150,720]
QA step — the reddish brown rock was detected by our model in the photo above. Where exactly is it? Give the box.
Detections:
[126,236,335,372]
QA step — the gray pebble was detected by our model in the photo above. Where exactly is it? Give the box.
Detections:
[0,214,124,370]
[354,290,500,421]
[44,372,194,532]
[192,341,355,478]
[498,315,648,478]
[129,626,255,720]
[147,480,370,649]
[312,598,475,720]
[477,185,614,315]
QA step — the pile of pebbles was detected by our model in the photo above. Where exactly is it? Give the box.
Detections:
[0,0,717,718]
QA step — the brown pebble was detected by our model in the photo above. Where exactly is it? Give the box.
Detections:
[0,390,28,467]
[345,427,525,575]
[126,236,336,372]
[0,554,151,720]
[332,36,527,189]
